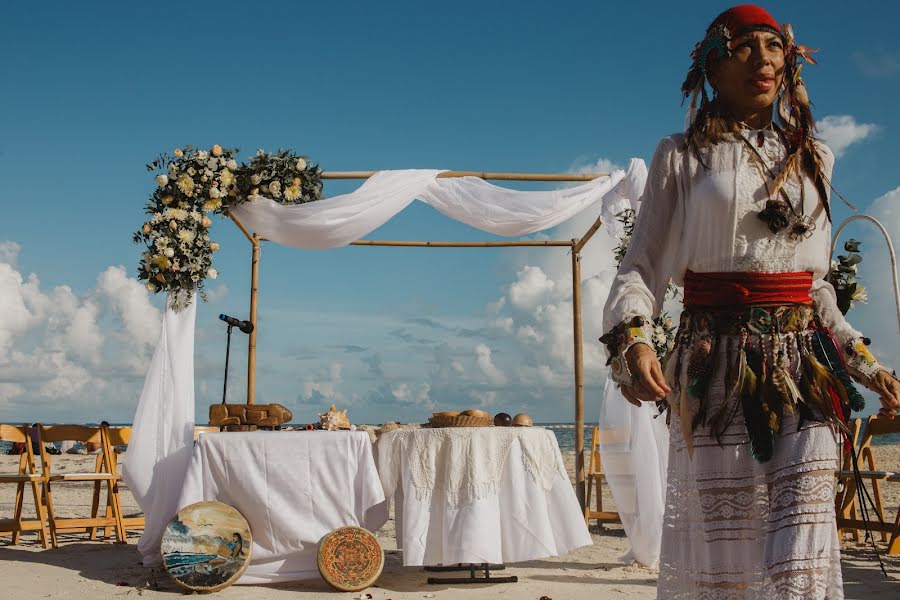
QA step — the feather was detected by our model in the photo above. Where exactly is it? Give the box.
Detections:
[801,352,841,422]
[742,346,774,462]
[812,329,866,412]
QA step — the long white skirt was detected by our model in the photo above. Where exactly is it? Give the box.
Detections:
[657,343,843,598]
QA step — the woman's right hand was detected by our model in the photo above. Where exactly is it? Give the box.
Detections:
[621,344,671,407]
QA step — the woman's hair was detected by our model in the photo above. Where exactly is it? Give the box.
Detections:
[682,20,832,221]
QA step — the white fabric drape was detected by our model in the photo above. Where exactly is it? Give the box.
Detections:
[597,378,669,568]
[123,295,196,566]
[229,160,647,248]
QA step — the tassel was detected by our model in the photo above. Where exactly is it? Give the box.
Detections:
[801,352,842,422]
[708,337,745,439]
[742,346,774,462]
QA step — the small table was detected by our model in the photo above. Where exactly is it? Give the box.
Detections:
[376,427,592,574]
[177,431,388,584]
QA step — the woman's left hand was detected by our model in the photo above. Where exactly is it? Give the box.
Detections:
[871,370,900,419]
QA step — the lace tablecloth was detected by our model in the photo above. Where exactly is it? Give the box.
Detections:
[376,427,592,566]
[177,431,388,584]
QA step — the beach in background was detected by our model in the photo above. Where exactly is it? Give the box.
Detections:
[1,427,899,599]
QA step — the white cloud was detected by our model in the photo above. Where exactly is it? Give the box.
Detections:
[818,115,878,158]
[302,362,344,403]
[0,382,24,405]
[509,266,555,309]
[516,324,544,344]
[469,390,497,407]
[204,284,229,304]
[492,316,514,334]
[0,241,21,268]
[569,158,622,176]
[96,266,161,348]
[475,343,507,385]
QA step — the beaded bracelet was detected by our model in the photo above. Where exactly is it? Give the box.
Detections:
[600,316,654,388]
[844,337,889,388]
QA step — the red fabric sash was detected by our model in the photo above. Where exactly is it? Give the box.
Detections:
[683,270,813,308]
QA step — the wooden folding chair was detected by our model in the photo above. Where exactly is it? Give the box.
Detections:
[835,415,900,555]
[0,424,50,547]
[37,424,125,547]
[584,425,621,528]
[90,425,144,540]
[834,418,863,542]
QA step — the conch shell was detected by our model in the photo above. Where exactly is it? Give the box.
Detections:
[319,404,351,431]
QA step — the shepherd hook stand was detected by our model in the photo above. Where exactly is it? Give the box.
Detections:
[425,563,517,584]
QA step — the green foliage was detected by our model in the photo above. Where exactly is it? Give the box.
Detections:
[825,239,867,315]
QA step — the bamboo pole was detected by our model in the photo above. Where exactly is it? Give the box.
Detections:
[571,240,586,512]
[574,214,604,255]
[321,171,607,182]
[349,240,573,248]
[247,234,260,404]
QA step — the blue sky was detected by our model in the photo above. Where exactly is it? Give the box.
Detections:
[1,1,899,425]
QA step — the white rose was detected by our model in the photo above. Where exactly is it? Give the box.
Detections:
[209,187,221,198]
[156,174,169,186]
[250,174,262,185]
[164,248,175,258]
[207,268,218,279]
[207,158,219,171]
[296,158,307,170]
[227,159,237,170]
[187,167,196,176]
[268,180,281,196]
[145,282,158,292]
[197,151,209,160]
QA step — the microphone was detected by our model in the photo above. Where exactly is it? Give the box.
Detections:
[219,314,254,334]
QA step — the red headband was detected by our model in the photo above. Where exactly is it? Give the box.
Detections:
[710,4,781,37]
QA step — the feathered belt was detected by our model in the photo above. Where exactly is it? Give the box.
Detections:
[667,271,863,462]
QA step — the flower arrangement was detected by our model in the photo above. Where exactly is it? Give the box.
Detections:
[135,145,323,310]
[612,209,679,358]
[826,239,867,315]
[229,149,323,209]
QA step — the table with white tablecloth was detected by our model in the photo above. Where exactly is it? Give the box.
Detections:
[376,427,592,567]
[177,431,388,584]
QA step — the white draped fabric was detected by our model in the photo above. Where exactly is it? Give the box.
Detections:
[178,431,388,584]
[376,427,592,566]
[596,378,669,568]
[123,296,196,565]
[229,160,647,248]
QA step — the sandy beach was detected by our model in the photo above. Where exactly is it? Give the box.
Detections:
[2,447,899,599]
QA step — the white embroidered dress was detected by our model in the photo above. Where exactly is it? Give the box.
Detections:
[603,129,867,599]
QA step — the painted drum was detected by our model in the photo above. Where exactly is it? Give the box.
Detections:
[317,526,384,592]
[160,501,252,593]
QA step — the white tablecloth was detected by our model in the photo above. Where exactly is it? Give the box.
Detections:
[177,431,388,584]
[376,427,592,566]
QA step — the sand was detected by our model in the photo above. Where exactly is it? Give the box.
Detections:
[1,448,899,599]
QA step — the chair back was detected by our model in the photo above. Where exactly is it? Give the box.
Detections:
[0,423,40,474]
[105,427,131,447]
[36,424,107,476]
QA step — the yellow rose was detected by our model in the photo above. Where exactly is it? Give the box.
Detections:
[201,216,212,228]
[152,255,170,269]
[210,242,220,252]
[174,148,184,157]
[169,219,178,230]
[293,177,301,185]
[142,223,151,234]
[212,144,223,156]
[155,273,167,283]
[162,195,174,205]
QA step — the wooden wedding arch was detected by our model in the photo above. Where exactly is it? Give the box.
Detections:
[225,169,611,510]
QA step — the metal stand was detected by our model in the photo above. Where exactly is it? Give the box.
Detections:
[425,563,517,584]
[220,324,234,431]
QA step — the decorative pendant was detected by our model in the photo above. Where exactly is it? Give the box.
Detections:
[789,215,816,240]
[757,200,792,234]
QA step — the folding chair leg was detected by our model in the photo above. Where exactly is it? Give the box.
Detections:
[595,476,604,530]
[11,481,24,545]
[106,479,126,543]
[888,509,900,556]
[43,482,59,548]
[29,478,49,549]
[584,474,593,525]
[89,480,102,540]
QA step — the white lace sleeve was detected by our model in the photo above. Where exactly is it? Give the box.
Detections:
[602,136,684,336]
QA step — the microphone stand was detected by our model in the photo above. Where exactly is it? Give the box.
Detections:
[221,324,234,431]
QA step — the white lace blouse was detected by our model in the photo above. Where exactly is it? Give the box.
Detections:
[602,128,863,351]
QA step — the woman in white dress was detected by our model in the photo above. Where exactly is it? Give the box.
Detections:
[601,5,900,598]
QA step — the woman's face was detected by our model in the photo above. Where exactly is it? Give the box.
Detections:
[708,30,785,117]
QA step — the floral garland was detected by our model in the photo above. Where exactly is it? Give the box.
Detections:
[612,209,679,360]
[826,239,867,315]
[134,145,323,310]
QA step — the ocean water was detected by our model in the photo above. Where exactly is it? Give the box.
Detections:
[163,552,219,578]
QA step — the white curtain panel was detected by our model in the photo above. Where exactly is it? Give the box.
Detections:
[597,378,669,568]
[230,160,647,248]
[123,294,196,566]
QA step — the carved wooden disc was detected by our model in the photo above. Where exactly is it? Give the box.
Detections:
[317,526,384,592]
